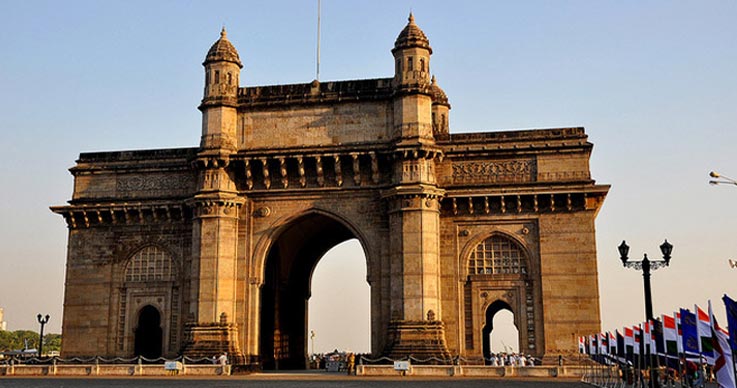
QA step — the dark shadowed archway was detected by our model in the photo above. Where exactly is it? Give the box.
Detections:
[482,300,518,360]
[259,212,368,370]
[134,305,163,359]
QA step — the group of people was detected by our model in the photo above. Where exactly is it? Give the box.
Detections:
[310,350,359,374]
[487,352,537,367]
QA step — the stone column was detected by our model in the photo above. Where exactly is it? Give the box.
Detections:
[382,156,450,360]
[182,157,245,364]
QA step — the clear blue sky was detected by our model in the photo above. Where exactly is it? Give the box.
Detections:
[1,1,736,353]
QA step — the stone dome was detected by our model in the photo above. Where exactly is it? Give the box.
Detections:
[430,76,449,106]
[393,13,432,54]
[204,28,243,68]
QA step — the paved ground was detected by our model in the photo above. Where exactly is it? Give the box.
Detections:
[0,375,588,388]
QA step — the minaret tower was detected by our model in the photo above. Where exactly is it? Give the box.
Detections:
[183,28,245,363]
[384,14,450,360]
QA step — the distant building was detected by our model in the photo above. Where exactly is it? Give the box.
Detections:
[0,308,7,331]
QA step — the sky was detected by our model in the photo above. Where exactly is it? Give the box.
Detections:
[1,1,736,354]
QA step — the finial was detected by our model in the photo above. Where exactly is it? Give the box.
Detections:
[431,75,437,85]
[220,26,227,39]
[408,12,415,24]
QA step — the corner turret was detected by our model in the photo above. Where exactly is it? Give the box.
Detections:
[392,13,432,88]
[430,76,450,136]
[200,28,242,151]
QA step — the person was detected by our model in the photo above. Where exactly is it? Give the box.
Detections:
[346,352,355,375]
[218,352,228,366]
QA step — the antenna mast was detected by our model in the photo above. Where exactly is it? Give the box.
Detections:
[316,0,321,81]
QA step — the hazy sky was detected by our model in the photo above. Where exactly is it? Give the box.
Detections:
[1,1,736,354]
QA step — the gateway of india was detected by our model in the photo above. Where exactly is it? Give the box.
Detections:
[52,14,608,368]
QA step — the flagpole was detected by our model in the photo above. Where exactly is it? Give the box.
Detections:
[316,0,321,81]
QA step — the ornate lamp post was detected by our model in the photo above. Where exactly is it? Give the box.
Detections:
[617,240,673,321]
[37,314,50,357]
[709,171,737,187]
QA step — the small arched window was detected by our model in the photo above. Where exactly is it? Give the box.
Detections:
[468,235,527,275]
[419,58,426,72]
[214,70,220,84]
[407,57,414,71]
[227,72,232,85]
[125,246,176,282]
[396,58,402,73]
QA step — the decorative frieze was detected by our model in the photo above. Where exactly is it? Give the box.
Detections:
[50,202,190,229]
[451,159,535,184]
[443,192,588,216]
[117,174,194,194]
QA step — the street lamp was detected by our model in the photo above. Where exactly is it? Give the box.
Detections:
[310,330,316,355]
[37,314,50,357]
[617,240,673,321]
[709,171,737,187]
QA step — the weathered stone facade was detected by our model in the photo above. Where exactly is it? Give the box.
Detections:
[52,16,608,368]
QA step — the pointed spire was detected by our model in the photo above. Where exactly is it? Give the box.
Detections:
[220,26,227,39]
[393,12,431,54]
[408,12,415,24]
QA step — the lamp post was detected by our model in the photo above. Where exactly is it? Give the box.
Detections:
[617,240,673,321]
[709,171,737,187]
[310,330,316,356]
[36,314,50,357]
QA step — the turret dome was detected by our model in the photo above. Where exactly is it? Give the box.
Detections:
[204,28,243,68]
[430,76,449,106]
[393,13,432,54]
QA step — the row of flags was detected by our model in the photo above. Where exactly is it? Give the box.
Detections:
[579,294,737,388]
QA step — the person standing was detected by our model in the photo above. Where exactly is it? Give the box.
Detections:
[346,352,356,375]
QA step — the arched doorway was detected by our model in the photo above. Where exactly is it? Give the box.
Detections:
[134,305,163,359]
[259,212,369,370]
[482,300,518,360]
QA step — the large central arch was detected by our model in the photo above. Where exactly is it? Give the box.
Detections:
[259,211,369,370]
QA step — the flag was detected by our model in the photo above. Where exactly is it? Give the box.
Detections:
[634,325,642,356]
[711,304,736,388]
[697,304,716,364]
[643,321,652,354]
[680,308,700,355]
[676,312,684,354]
[609,332,617,356]
[653,319,665,355]
[625,327,635,360]
[579,336,586,354]
[590,334,598,355]
[723,294,737,353]
[600,332,609,355]
[663,314,678,356]
[617,330,625,359]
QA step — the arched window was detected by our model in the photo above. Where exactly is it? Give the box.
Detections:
[419,58,426,72]
[125,246,176,282]
[468,235,527,275]
[407,57,414,71]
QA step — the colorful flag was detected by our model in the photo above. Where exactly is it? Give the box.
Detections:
[634,325,642,355]
[617,330,625,359]
[652,319,664,355]
[625,327,635,359]
[609,332,617,356]
[600,332,609,355]
[723,294,737,353]
[579,336,586,354]
[697,305,716,364]
[711,303,736,388]
[590,334,598,355]
[663,314,678,355]
[680,308,700,355]
[643,321,652,354]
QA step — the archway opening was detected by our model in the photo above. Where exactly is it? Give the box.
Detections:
[308,239,370,356]
[482,300,519,360]
[259,212,370,370]
[134,305,162,359]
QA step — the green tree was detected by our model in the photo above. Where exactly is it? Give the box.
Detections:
[44,333,62,353]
